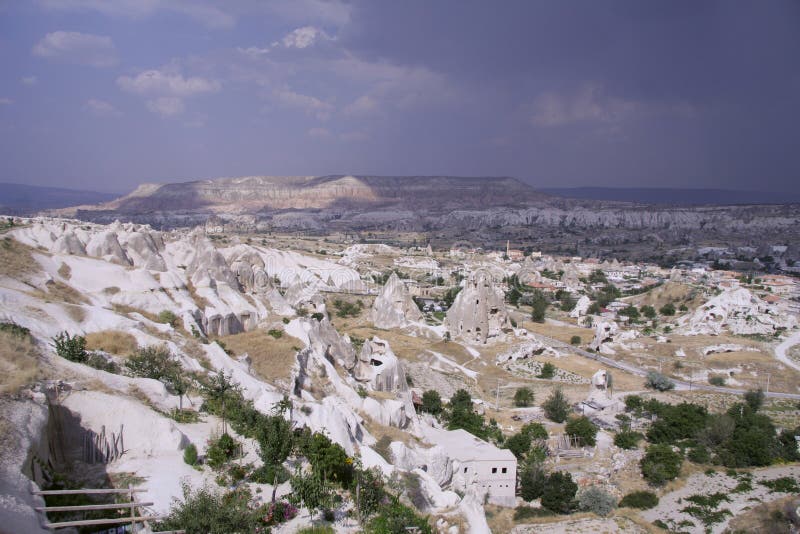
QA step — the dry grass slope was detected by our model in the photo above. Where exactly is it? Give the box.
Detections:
[0,328,40,395]
[0,236,40,280]
[85,330,139,356]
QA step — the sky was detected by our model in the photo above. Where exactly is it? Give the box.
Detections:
[1,1,799,194]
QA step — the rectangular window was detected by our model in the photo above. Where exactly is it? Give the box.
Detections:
[502,467,507,474]
[464,467,468,473]
[491,467,497,474]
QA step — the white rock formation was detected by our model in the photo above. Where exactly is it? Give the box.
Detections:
[496,339,562,363]
[354,337,408,392]
[370,272,423,329]
[569,295,591,318]
[678,287,797,336]
[589,319,637,354]
[445,271,509,344]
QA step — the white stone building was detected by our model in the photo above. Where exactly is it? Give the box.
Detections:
[429,428,517,506]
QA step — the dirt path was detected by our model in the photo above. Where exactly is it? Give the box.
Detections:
[774,330,800,374]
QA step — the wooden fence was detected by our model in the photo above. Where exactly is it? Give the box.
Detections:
[83,424,124,464]
[33,485,183,533]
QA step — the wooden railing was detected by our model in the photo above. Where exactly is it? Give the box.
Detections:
[32,485,183,533]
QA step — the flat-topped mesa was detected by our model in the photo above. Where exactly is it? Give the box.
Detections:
[370,272,423,329]
[445,271,509,344]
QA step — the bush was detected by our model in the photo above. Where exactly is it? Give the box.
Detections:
[154,483,261,534]
[708,376,726,386]
[541,471,578,514]
[687,445,710,464]
[267,329,283,339]
[158,310,179,327]
[577,486,617,517]
[505,432,532,460]
[364,497,432,534]
[206,433,238,470]
[538,362,556,379]
[521,422,548,440]
[565,416,598,447]
[659,303,676,316]
[614,430,642,450]
[570,335,581,346]
[52,331,88,363]
[640,444,682,485]
[645,371,675,391]
[184,443,198,466]
[420,390,442,415]
[744,388,764,411]
[125,345,181,382]
[85,352,119,373]
[618,490,658,509]
[250,464,290,485]
[542,388,570,423]
[513,387,534,407]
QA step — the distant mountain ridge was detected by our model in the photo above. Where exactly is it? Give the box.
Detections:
[540,186,800,205]
[0,182,119,214]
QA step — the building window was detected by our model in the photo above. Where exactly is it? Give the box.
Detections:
[502,467,507,474]
[464,467,468,473]
[491,467,497,474]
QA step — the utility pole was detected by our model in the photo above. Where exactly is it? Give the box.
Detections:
[765,373,771,394]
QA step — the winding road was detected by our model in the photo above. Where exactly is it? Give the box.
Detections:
[530,331,800,401]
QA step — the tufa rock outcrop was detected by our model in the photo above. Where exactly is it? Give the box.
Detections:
[370,272,423,329]
[445,271,509,344]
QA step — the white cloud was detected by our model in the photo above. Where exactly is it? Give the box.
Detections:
[146,97,185,116]
[21,76,38,85]
[343,94,379,116]
[530,83,639,127]
[117,69,221,97]
[85,98,121,116]
[118,68,220,117]
[36,0,235,29]
[274,89,333,120]
[237,46,270,59]
[307,127,330,138]
[278,26,330,49]
[0,98,12,105]
[32,31,118,67]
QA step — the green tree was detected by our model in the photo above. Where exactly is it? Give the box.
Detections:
[203,370,241,435]
[577,486,617,517]
[743,388,764,412]
[513,387,534,407]
[565,416,598,447]
[645,371,675,392]
[640,444,682,485]
[530,290,548,323]
[519,461,547,501]
[538,362,556,379]
[255,415,294,468]
[641,305,657,320]
[421,390,443,415]
[505,432,532,460]
[541,471,578,514]
[542,388,570,423]
[614,430,642,450]
[619,305,640,322]
[125,345,181,382]
[289,470,334,521]
[521,422,548,440]
[659,302,676,316]
[570,335,581,346]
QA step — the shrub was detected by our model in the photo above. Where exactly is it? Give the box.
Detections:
[364,496,432,534]
[332,299,363,318]
[645,371,675,391]
[541,471,578,514]
[250,464,290,485]
[158,310,179,327]
[565,416,598,447]
[183,443,198,466]
[618,490,658,509]
[687,445,710,464]
[85,352,120,373]
[570,335,581,346]
[614,430,642,450]
[708,376,726,386]
[538,362,556,379]
[646,402,709,443]
[154,483,260,533]
[282,317,290,324]
[357,385,368,398]
[542,387,570,423]
[659,303,676,316]
[421,390,442,415]
[577,486,617,517]
[206,433,238,470]
[513,387,534,407]
[640,444,682,485]
[521,422,548,440]
[261,500,298,526]
[267,329,283,339]
[641,305,657,320]
[125,345,181,381]
[52,332,88,363]
[760,477,800,493]
[744,388,764,411]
